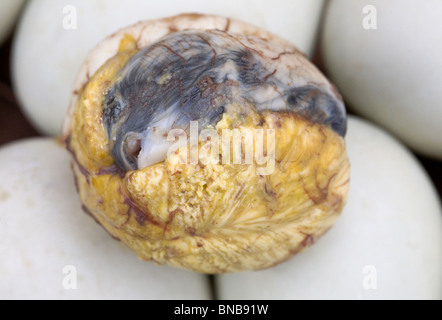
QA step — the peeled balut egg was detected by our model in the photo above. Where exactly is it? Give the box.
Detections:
[217,117,442,299]
[321,0,442,159]
[0,138,210,299]
[12,0,324,136]
[63,14,350,273]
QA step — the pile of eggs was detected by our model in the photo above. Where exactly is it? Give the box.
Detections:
[1,0,441,299]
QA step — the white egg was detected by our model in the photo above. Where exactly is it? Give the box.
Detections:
[12,0,324,136]
[0,138,210,299]
[216,116,442,300]
[0,0,25,45]
[321,0,442,159]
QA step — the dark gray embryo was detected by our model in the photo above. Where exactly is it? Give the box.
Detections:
[103,30,346,171]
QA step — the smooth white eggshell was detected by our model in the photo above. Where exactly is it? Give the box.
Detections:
[321,0,442,159]
[0,138,210,300]
[0,0,25,45]
[12,0,324,136]
[216,116,442,300]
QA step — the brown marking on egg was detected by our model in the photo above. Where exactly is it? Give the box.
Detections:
[224,18,231,32]
[124,195,160,227]
[165,246,179,258]
[328,194,344,212]
[300,232,315,247]
[264,182,277,198]
[263,69,277,81]
[167,208,183,227]
[81,204,121,241]
[234,185,246,201]
[186,227,196,236]
[65,136,91,183]
[168,25,178,33]
[302,169,338,205]
[197,34,218,69]
[335,178,351,189]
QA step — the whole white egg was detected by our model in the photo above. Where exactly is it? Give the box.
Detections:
[216,116,442,300]
[321,0,442,159]
[0,138,210,299]
[12,0,324,136]
[0,0,25,45]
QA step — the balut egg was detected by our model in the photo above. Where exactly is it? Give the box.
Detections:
[12,0,324,136]
[0,138,210,299]
[63,14,350,273]
[217,117,442,299]
[321,0,442,159]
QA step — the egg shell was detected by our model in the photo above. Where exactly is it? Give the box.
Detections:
[12,0,324,136]
[321,0,442,159]
[0,0,25,45]
[216,116,442,299]
[0,138,210,299]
